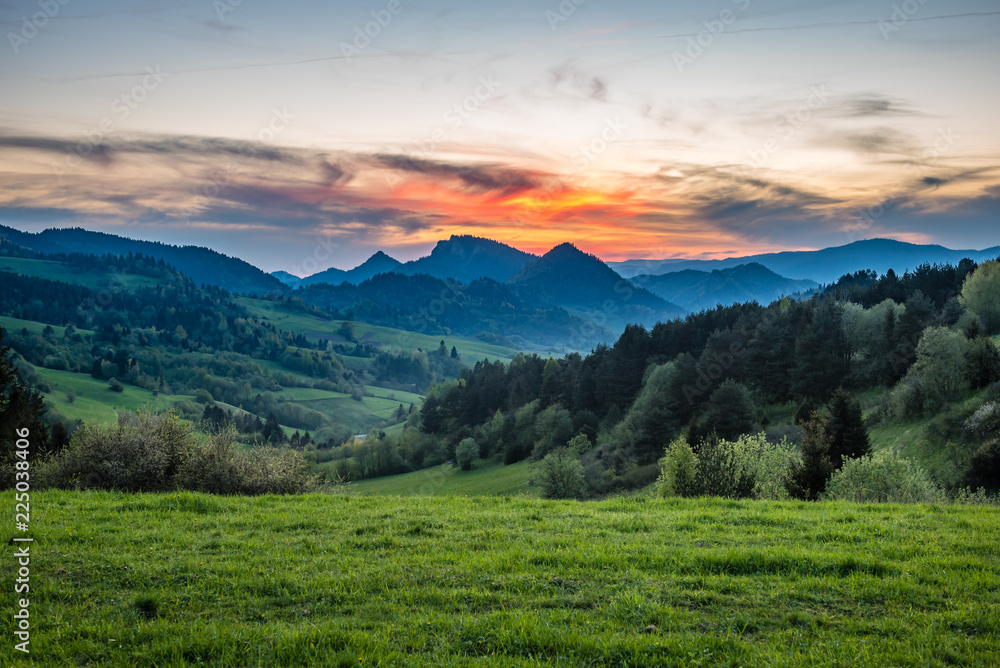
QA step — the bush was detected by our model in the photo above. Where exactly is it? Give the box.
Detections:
[656,437,699,498]
[657,433,798,500]
[696,435,757,499]
[175,433,316,495]
[36,412,316,495]
[536,448,586,499]
[107,377,125,393]
[823,451,945,504]
[727,433,799,501]
[36,412,192,492]
[456,437,478,471]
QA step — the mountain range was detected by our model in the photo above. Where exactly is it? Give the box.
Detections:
[273,236,537,288]
[633,263,818,313]
[609,238,1000,285]
[3,224,998,333]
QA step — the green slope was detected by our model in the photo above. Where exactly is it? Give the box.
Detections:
[32,366,195,425]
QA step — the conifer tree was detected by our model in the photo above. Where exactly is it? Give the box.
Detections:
[786,411,834,500]
[826,388,870,469]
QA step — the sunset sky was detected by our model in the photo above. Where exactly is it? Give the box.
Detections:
[1,0,998,274]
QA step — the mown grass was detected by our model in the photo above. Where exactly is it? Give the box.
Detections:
[351,458,537,497]
[2,491,997,667]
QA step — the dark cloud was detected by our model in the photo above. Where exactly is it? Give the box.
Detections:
[319,158,353,186]
[372,154,542,197]
[0,133,304,167]
[812,126,921,156]
[830,94,922,119]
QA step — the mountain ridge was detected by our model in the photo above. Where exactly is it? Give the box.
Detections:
[610,238,1000,284]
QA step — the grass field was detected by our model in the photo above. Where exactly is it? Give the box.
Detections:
[32,366,195,426]
[351,458,537,497]
[2,491,997,667]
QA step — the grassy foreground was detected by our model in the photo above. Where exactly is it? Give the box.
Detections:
[2,492,998,667]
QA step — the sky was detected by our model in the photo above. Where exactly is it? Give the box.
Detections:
[0,0,998,275]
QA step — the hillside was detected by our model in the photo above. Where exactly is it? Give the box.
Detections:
[507,243,684,329]
[610,238,1000,284]
[292,271,612,351]
[634,262,818,312]
[0,224,287,295]
[14,490,999,666]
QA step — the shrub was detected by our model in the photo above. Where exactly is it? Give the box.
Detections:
[175,433,316,495]
[536,448,586,499]
[823,451,945,504]
[657,433,798,501]
[36,412,192,492]
[727,433,799,501]
[656,437,699,498]
[36,412,316,495]
[456,437,478,471]
[107,377,125,393]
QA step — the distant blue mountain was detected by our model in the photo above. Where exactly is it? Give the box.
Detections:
[633,263,818,313]
[293,251,403,287]
[609,238,1000,285]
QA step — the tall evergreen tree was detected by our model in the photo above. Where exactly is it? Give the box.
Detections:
[785,411,834,500]
[826,388,870,469]
[1,327,49,488]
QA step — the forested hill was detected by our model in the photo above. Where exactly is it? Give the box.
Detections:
[0,224,287,296]
[409,256,1000,495]
[293,272,613,351]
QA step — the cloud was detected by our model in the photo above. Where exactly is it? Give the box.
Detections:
[830,94,922,119]
[370,154,543,197]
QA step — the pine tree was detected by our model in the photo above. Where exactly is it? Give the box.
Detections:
[1,327,49,487]
[262,413,284,444]
[785,411,834,500]
[826,388,870,469]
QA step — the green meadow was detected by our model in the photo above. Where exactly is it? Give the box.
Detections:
[32,366,195,426]
[1,491,997,667]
